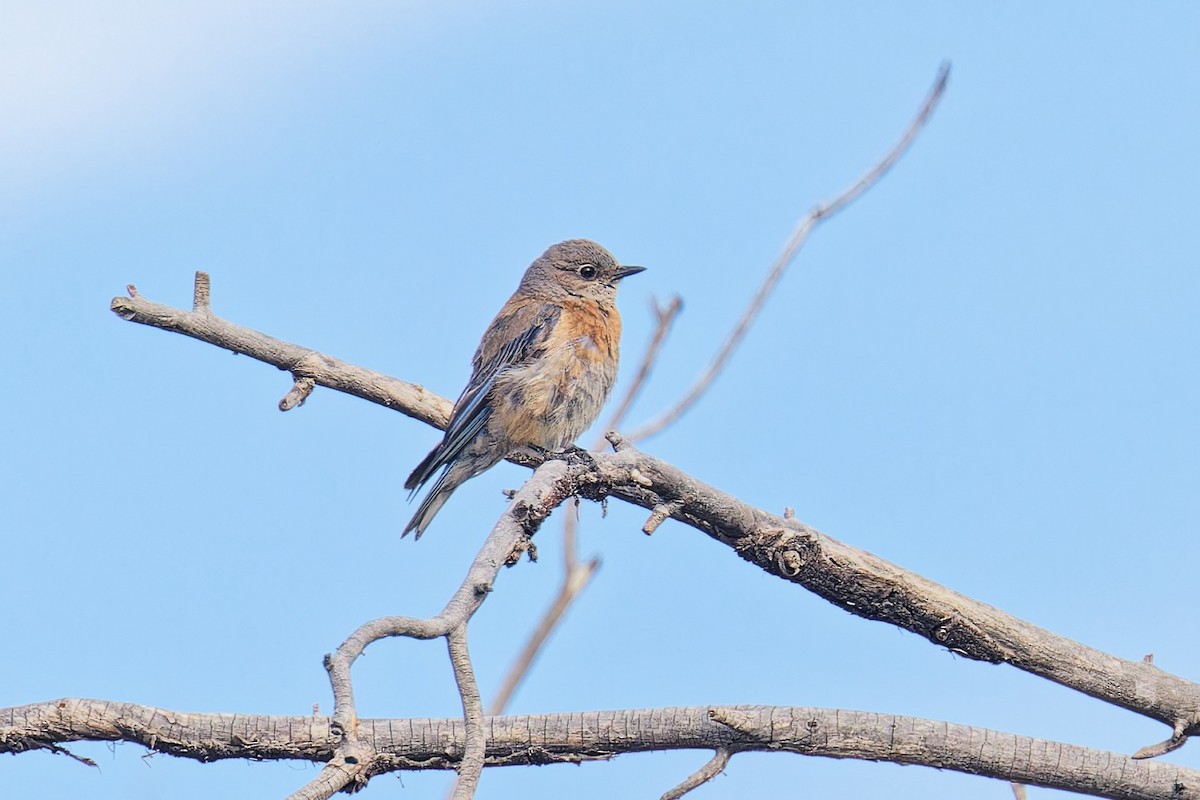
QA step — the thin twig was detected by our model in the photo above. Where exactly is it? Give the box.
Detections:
[562,501,580,574]
[44,743,98,768]
[446,626,486,800]
[279,377,316,411]
[193,271,211,312]
[661,748,732,800]
[600,295,683,436]
[485,551,601,715]
[1133,725,1190,760]
[627,62,951,442]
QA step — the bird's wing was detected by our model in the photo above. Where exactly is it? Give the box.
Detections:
[405,300,561,491]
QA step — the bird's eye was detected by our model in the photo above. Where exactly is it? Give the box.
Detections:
[578,264,598,280]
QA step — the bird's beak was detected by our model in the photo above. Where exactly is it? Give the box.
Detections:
[615,265,646,281]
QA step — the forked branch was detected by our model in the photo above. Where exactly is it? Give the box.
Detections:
[284,458,580,799]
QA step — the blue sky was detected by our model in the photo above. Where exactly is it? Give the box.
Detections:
[2,2,1198,798]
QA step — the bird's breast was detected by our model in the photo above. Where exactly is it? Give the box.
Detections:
[490,300,620,449]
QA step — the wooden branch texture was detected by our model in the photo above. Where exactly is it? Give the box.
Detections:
[3,700,1197,800]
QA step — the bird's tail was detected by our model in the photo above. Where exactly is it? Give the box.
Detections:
[403,467,456,539]
[405,442,444,494]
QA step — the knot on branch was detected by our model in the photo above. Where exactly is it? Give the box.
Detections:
[510,498,550,536]
[928,613,1005,663]
[776,547,806,578]
[733,527,820,581]
[506,492,560,565]
[542,448,615,505]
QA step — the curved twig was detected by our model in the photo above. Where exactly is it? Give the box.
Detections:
[485,545,601,715]
[626,62,951,442]
[446,627,486,799]
[600,295,684,436]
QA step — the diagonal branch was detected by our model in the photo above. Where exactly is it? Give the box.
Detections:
[111,280,453,430]
[661,747,733,800]
[484,536,600,716]
[600,295,684,436]
[626,62,951,442]
[598,432,1200,747]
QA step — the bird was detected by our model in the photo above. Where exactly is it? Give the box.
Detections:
[403,239,645,538]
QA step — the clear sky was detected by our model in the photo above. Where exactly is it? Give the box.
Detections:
[2,2,1198,798]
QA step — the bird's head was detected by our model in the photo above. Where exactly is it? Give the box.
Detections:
[520,239,645,303]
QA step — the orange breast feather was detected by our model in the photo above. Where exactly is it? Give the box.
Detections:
[491,298,620,449]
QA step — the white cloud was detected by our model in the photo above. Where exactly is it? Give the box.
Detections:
[0,1,414,194]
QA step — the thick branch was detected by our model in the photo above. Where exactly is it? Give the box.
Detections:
[599,434,1200,744]
[4,699,1197,800]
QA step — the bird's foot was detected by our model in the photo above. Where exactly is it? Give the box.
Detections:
[558,445,598,469]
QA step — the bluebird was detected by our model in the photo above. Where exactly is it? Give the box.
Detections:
[403,239,645,538]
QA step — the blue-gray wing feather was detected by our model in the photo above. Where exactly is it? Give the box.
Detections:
[404,304,561,493]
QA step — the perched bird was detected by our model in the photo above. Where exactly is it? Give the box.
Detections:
[403,239,645,538]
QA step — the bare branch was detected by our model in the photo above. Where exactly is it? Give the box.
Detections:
[193,270,211,312]
[485,550,601,715]
[283,761,357,800]
[5,700,1198,800]
[1133,726,1190,760]
[279,376,316,410]
[643,500,683,535]
[661,748,732,800]
[599,295,683,436]
[447,627,486,800]
[594,435,1200,745]
[626,63,951,442]
[111,273,453,431]
[45,742,98,768]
